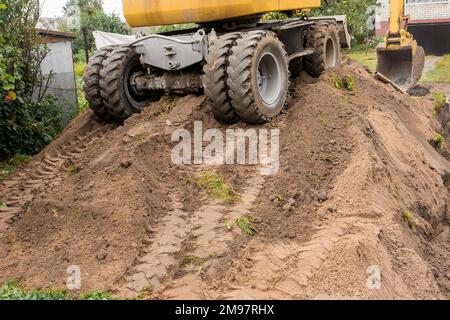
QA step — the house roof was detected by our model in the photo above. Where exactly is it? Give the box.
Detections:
[36,28,77,42]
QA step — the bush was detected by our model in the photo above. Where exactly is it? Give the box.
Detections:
[0,95,63,157]
[0,0,63,159]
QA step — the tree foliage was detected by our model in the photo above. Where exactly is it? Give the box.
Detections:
[0,0,62,159]
[310,0,378,44]
[62,0,130,59]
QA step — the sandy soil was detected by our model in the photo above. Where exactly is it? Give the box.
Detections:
[0,59,448,299]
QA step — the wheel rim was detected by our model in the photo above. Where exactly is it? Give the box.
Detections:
[325,37,337,68]
[124,56,150,106]
[257,52,283,108]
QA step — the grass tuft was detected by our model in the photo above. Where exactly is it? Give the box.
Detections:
[432,92,447,115]
[403,211,417,231]
[67,165,79,177]
[333,75,356,92]
[235,217,256,237]
[195,172,241,203]
[429,133,445,149]
[135,132,149,141]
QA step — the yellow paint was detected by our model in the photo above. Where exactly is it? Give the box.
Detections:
[385,0,418,50]
[388,0,404,34]
[123,0,321,27]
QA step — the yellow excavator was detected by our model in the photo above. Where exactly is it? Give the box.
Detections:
[84,0,425,123]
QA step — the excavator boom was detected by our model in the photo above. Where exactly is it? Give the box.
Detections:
[376,0,425,91]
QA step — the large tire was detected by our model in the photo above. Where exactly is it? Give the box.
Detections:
[83,46,116,120]
[304,21,341,77]
[203,33,240,123]
[100,46,160,122]
[227,31,289,124]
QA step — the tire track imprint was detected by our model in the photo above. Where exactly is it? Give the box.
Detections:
[0,124,114,232]
[123,167,266,298]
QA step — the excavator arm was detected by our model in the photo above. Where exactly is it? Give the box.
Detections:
[376,0,425,91]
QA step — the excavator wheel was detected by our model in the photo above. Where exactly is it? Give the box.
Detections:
[83,45,116,121]
[100,45,161,122]
[227,31,290,124]
[304,21,341,77]
[203,33,241,124]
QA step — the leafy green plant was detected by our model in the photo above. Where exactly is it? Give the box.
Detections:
[0,0,64,159]
[235,217,256,237]
[0,280,68,300]
[0,280,112,300]
[429,133,445,149]
[334,75,356,91]
[195,173,241,203]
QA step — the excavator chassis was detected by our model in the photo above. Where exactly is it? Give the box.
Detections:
[84,17,351,123]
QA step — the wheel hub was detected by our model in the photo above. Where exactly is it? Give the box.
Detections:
[257,52,282,108]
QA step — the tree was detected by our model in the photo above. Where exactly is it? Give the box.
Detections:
[62,0,130,59]
[310,0,378,44]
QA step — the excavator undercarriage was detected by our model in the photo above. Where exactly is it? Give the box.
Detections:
[84,0,425,124]
[85,16,349,124]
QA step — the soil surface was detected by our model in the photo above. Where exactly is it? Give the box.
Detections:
[0,59,449,299]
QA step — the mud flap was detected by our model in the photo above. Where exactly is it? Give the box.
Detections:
[376,45,425,92]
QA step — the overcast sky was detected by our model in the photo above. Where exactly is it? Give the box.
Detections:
[41,0,123,18]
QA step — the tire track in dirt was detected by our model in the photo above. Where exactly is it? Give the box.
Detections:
[123,167,266,299]
[0,124,115,232]
[205,219,353,299]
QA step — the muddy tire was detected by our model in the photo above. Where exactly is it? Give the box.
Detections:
[304,21,341,77]
[203,33,240,123]
[227,31,289,124]
[100,46,160,122]
[83,46,116,120]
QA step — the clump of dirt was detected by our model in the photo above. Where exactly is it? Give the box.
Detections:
[0,58,448,299]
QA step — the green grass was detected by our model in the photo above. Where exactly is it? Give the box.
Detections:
[195,173,241,203]
[0,154,31,181]
[422,55,450,83]
[0,280,112,300]
[346,48,377,73]
[235,217,256,237]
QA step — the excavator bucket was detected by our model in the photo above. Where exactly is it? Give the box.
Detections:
[376,44,425,92]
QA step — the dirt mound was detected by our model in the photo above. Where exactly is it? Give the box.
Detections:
[0,59,448,299]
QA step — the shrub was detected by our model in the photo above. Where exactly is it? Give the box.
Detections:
[0,0,63,159]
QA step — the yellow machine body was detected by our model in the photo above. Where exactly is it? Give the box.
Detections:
[123,0,321,27]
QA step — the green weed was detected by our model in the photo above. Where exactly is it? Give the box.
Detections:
[195,173,241,203]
